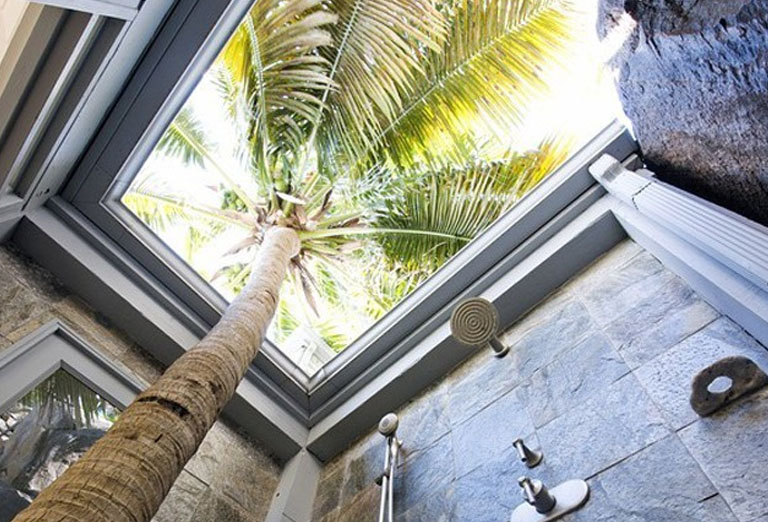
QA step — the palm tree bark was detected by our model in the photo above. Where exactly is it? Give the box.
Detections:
[14,226,300,522]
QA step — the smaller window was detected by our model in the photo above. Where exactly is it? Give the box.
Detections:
[0,369,119,521]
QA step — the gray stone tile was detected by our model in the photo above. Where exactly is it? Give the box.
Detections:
[451,388,534,478]
[445,350,520,428]
[601,272,706,353]
[447,297,594,427]
[0,245,68,304]
[212,435,279,517]
[519,332,629,427]
[313,460,345,521]
[538,373,669,482]
[634,317,768,430]
[453,449,522,522]
[395,434,454,513]
[611,296,720,369]
[568,435,737,522]
[396,483,456,522]
[398,383,451,456]
[498,288,574,346]
[578,253,675,326]
[153,471,207,522]
[185,421,280,519]
[0,284,47,337]
[185,423,236,483]
[335,485,379,522]
[189,488,258,522]
[679,388,768,522]
[505,299,596,379]
[339,440,381,506]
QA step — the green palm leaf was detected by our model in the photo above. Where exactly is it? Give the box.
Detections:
[369,138,571,271]
[345,0,577,170]
[19,370,116,428]
[312,0,446,181]
[218,0,336,192]
[156,107,208,167]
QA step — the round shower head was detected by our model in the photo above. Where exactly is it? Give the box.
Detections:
[378,413,399,437]
[450,297,499,347]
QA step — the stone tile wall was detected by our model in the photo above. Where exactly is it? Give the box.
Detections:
[0,245,282,522]
[312,240,768,522]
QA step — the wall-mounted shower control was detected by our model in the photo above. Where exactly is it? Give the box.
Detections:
[519,477,556,513]
[513,438,543,468]
[511,478,590,522]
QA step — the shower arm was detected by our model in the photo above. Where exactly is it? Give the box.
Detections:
[377,414,401,522]
[377,436,392,522]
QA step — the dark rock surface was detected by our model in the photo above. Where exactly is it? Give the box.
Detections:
[0,481,30,522]
[599,0,768,225]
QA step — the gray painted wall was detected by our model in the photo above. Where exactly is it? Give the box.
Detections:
[312,239,768,522]
[0,244,283,522]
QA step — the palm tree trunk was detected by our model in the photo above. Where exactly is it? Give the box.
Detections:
[14,226,300,522]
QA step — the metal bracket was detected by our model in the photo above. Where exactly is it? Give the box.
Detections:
[511,480,589,522]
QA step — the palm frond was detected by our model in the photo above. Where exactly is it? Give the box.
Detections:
[360,262,425,319]
[346,0,577,170]
[156,107,208,167]
[123,175,252,232]
[368,138,571,270]
[218,0,336,189]
[19,370,115,428]
[152,104,263,215]
[313,0,447,180]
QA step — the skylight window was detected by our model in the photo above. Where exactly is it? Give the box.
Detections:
[121,0,621,376]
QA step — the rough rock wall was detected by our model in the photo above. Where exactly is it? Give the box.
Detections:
[599,0,768,225]
[312,240,768,522]
[0,244,282,522]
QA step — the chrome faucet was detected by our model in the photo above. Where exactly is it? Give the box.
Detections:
[519,477,557,514]
[511,476,589,522]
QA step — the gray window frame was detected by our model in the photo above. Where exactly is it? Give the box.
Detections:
[0,320,142,417]
[55,0,641,416]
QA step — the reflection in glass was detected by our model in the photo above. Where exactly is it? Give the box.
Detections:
[0,370,119,521]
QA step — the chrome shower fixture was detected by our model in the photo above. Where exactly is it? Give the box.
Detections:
[511,477,590,522]
[378,412,399,437]
[450,297,509,357]
[376,413,402,522]
[513,438,543,468]
[519,477,556,514]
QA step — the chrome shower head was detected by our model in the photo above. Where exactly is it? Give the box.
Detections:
[450,297,508,357]
[378,413,399,437]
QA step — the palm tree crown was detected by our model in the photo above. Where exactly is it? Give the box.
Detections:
[123,0,610,371]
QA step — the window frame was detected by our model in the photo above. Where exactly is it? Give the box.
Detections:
[56,0,636,421]
[0,320,142,417]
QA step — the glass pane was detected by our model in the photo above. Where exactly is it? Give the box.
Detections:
[0,369,119,521]
[121,0,623,375]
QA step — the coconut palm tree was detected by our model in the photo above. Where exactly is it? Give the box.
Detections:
[15,0,580,520]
